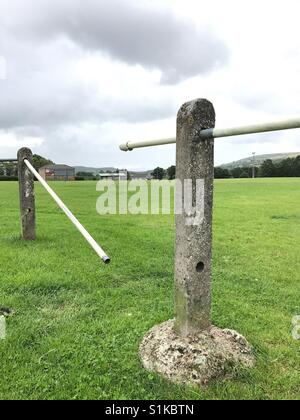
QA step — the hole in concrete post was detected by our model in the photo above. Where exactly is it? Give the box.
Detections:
[196,262,205,273]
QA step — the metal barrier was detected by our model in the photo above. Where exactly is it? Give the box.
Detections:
[120,117,300,151]
[17,148,110,264]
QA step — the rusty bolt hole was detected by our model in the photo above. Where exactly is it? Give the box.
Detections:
[196,262,205,273]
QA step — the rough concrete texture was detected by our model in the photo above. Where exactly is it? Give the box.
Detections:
[140,320,254,386]
[175,99,216,336]
[18,148,36,240]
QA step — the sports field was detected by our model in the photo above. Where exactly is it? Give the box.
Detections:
[0,178,299,400]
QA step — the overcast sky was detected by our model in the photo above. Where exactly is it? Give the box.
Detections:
[0,0,300,169]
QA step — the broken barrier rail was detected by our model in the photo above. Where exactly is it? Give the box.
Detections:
[17,148,110,264]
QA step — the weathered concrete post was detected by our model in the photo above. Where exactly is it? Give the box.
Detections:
[140,99,254,386]
[18,148,36,240]
[174,99,215,336]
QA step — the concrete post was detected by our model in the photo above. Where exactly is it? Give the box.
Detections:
[174,99,216,336]
[18,148,36,240]
[140,99,254,385]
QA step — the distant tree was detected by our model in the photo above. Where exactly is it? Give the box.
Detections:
[239,171,250,178]
[271,156,300,177]
[167,165,176,180]
[76,171,95,179]
[32,154,54,170]
[214,167,230,179]
[0,167,4,176]
[259,159,276,177]
[151,167,166,180]
[5,163,18,177]
[278,157,294,177]
[292,155,300,177]
[231,167,244,178]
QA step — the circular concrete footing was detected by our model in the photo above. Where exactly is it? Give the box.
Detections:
[140,320,254,386]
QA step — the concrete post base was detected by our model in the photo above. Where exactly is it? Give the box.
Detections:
[140,320,254,386]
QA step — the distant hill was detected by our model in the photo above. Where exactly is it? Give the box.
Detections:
[221,152,300,170]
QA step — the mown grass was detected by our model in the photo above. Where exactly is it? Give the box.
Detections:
[0,179,299,400]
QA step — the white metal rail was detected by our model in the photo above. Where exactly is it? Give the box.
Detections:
[119,117,300,151]
[24,159,110,264]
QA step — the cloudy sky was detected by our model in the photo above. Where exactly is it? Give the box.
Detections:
[0,0,300,169]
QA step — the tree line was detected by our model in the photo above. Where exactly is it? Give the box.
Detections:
[151,156,300,180]
[0,154,54,181]
[215,156,300,178]
[150,165,254,180]
[2,155,299,181]
[151,166,176,180]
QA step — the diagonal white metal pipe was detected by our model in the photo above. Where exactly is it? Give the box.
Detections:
[119,117,300,151]
[24,159,110,264]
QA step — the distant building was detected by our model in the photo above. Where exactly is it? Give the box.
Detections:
[39,164,75,181]
[130,171,152,180]
[99,171,127,181]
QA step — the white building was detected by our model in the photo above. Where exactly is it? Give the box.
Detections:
[99,171,127,181]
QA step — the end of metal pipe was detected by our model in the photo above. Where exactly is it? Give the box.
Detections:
[102,255,111,264]
[119,142,130,152]
[199,128,214,140]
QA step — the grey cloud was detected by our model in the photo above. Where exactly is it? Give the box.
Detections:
[236,90,300,115]
[4,0,229,84]
[224,131,283,146]
[0,36,176,130]
[37,124,176,169]
[0,72,175,130]
[0,0,228,168]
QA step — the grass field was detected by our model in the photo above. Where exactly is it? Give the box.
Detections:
[0,178,299,400]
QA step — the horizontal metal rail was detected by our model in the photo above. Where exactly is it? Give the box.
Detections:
[24,159,110,264]
[119,117,300,151]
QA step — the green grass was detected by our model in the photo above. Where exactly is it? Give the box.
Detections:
[0,178,299,400]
